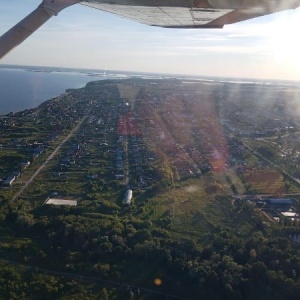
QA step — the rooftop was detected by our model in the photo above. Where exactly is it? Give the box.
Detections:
[45,198,77,206]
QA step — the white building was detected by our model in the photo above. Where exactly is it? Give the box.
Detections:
[45,198,77,206]
[125,189,132,205]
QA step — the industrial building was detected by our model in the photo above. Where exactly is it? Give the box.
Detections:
[267,198,293,206]
[45,198,77,206]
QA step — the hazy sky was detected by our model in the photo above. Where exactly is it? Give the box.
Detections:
[1,0,300,80]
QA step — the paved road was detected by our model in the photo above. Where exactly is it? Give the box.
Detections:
[11,117,87,202]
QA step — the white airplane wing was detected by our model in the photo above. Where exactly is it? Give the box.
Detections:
[1,0,300,59]
[82,0,300,28]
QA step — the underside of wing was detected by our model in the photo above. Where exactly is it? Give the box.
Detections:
[1,0,300,59]
[81,0,300,28]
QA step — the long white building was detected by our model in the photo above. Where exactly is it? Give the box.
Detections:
[125,189,132,205]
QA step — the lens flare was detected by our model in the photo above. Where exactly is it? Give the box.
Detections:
[153,278,163,286]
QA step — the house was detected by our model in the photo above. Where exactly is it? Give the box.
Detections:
[21,161,30,169]
[87,174,98,180]
[3,175,15,187]
[12,170,21,177]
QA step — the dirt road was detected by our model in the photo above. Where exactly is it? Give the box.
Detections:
[11,117,87,202]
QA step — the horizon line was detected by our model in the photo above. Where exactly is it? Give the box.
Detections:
[1,63,300,83]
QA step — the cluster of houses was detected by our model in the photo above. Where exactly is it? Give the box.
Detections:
[115,135,125,176]
[1,160,30,187]
[57,142,86,173]
[130,136,143,177]
[32,145,43,160]
[0,136,47,187]
[115,119,148,185]
[133,85,241,177]
[220,88,296,138]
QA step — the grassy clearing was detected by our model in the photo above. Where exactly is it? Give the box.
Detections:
[137,175,255,242]
[225,169,246,194]
[242,169,285,194]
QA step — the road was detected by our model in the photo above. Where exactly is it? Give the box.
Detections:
[177,144,202,176]
[123,116,130,186]
[11,117,87,202]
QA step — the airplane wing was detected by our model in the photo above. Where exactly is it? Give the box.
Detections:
[81,0,300,28]
[1,0,300,59]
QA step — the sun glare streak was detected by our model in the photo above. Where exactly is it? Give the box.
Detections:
[266,9,300,77]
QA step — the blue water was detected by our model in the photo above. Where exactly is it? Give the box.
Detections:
[0,67,100,114]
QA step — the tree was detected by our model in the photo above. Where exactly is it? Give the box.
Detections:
[100,288,109,300]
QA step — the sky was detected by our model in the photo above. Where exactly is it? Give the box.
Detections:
[0,0,300,80]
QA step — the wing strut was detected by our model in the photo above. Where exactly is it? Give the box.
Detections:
[0,0,80,59]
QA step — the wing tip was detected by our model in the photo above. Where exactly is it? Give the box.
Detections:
[156,25,224,29]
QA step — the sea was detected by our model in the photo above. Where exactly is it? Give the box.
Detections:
[0,65,108,115]
[1,65,300,115]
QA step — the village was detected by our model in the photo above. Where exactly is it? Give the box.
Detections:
[1,78,300,226]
